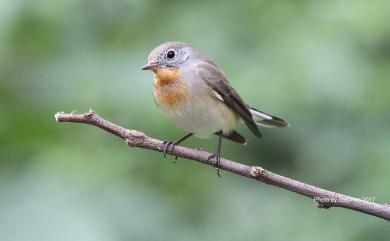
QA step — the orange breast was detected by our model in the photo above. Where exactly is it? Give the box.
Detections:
[153,67,188,107]
[153,67,181,86]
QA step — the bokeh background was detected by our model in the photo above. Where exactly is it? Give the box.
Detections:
[1,0,389,240]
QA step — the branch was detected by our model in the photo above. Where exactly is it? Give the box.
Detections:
[54,111,390,221]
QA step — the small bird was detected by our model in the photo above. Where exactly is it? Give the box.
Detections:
[142,41,289,176]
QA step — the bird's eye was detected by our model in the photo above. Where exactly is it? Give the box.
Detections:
[166,50,175,59]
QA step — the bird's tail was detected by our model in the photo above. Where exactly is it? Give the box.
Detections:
[249,107,290,128]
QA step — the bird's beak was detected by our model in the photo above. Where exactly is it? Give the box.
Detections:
[141,62,159,70]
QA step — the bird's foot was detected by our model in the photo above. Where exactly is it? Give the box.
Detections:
[162,140,178,163]
[207,153,222,177]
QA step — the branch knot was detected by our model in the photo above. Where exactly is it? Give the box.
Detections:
[125,130,146,147]
[84,111,96,119]
[250,166,264,177]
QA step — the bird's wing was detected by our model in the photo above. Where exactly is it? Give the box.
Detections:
[196,61,262,137]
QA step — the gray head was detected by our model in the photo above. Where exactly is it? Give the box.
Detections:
[141,41,195,70]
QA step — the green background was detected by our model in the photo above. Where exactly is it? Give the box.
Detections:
[1,0,389,240]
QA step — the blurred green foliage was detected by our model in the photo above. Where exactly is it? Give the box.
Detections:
[1,0,390,240]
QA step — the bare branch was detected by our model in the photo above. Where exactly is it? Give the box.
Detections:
[54,111,390,221]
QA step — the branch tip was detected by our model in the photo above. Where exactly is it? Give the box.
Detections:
[54,112,64,122]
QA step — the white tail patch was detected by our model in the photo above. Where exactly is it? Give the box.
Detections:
[249,107,289,128]
[249,108,273,121]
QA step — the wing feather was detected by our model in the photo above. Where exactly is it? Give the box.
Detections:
[196,62,262,137]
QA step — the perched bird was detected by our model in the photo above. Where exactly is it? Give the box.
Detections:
[142,41,289,176]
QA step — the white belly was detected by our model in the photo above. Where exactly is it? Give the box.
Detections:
[158,93,238,138]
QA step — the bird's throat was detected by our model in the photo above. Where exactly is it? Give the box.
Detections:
[153,67,181,86]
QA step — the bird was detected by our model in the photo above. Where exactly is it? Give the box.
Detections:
[142,41,289,176]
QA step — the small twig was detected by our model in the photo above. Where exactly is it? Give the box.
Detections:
[55,111,390,221]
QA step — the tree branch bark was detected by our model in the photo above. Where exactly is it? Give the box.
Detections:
[54,111,390,221]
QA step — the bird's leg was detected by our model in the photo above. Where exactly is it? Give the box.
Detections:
[207,130,223,177]
[162,133,193,161]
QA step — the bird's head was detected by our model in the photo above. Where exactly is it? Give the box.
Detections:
[141,41,193,72]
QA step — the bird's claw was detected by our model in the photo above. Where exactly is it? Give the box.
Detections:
[162,140,178,162]
[162,140,174,158]
[207,153,222,177]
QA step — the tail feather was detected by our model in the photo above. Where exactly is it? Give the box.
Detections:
[215,130,247,145]
[249,107,290,128]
